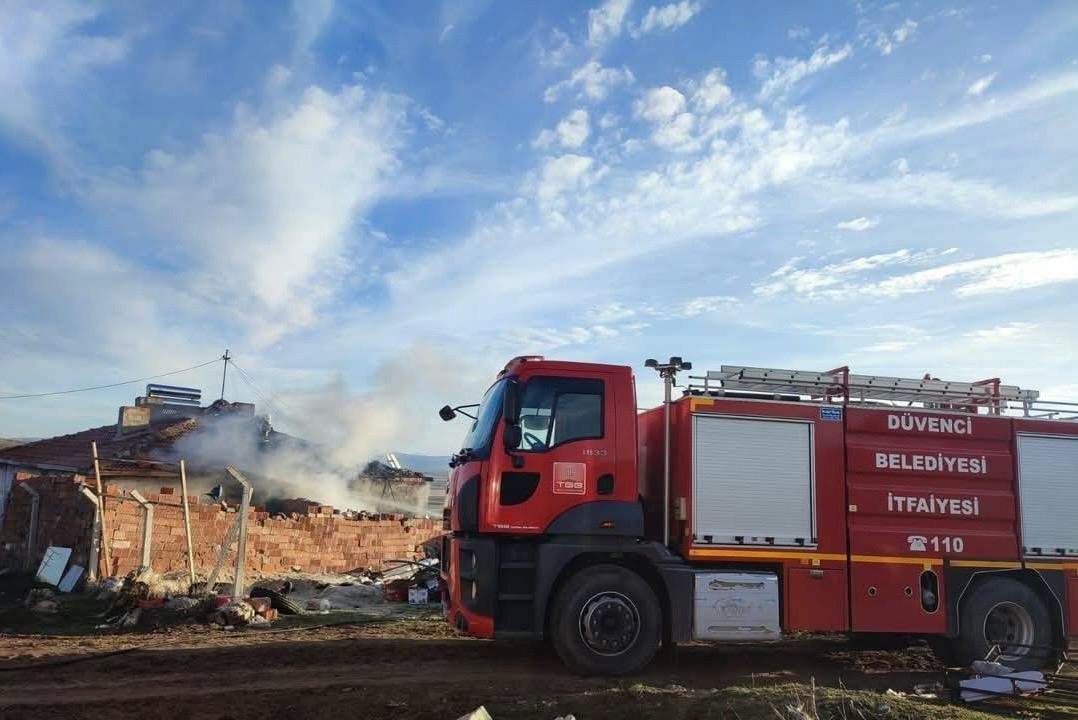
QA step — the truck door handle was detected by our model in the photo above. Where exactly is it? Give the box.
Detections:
[597,474,614,495]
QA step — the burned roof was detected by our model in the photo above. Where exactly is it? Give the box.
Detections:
[0,418,196,472]
[0,401,307,474]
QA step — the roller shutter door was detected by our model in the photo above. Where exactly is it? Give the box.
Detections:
[1017,433,1078,555]
[693,415,814,546]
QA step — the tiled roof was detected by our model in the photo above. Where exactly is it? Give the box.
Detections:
[0,419,196,471]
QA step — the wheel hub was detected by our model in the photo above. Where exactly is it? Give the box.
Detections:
[579,591,640,656]
[983,601,1035,660]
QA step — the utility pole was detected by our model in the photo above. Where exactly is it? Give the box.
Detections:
[220,349,231,400]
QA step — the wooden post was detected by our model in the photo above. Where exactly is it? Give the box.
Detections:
[91,441,113,577]
[178,460,196,588]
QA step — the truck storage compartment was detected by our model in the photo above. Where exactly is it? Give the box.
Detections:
[1016,433,1078,556]
[693,571,780,640]
[785,567,848,631]
[692,415,814,546]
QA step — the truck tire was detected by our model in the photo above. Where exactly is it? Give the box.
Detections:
[956,576,1054,670]
[550,564,661,676]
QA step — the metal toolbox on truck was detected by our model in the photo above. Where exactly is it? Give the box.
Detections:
[693,571,780,640]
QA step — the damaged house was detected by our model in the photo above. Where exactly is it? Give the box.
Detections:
[0,385,442,577]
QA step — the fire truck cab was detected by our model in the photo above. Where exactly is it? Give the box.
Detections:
[440,356,1078,675]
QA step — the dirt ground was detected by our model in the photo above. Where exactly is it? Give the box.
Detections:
[2,607,1076,720]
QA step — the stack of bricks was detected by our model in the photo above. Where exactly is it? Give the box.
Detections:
[0,472,444,577]
[0,472,96,570]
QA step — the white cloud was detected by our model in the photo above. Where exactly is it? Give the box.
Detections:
[755,248,948,299]
[691,69,733,112]
[588,0,633,47]
[754,44,852,101]
[0,1,127,164]
[599,112,619,129]
[634,86,700,152]
[93,82,408,346]
[501,320,647,351]
[538,28,573,67]
[670,295,738,317]
[631,1,702,37]
[820,172,1078,219]
[963,322,1038,342]
[585,302,637,322]
[967,73,996,96]
[534,153,599,203]
[544,61,635,103]
[977,54,993,64]
[534,109,591,149]
[788,26,810,40]
[892,157,910,174]
[634,86,687,121]
[875,19,917,55]
[291,0,334,58]
[756,249,1078,301]
[836,216,880,231]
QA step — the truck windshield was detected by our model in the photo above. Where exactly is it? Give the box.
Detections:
[458,378,507,456]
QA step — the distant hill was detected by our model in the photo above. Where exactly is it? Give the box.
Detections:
[392,453,450,476]
[0,438,36,451]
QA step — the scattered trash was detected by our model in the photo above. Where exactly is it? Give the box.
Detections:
[408,586,428,604]
[249,586,304,615]
[911,682,940,699]
[306,598,331,612]
[455,707,494,720]
[57,564,85,593]
[958,661,1047,703]
[34,546,72,586]
[248,614,270,628]
[164,596,201,613]
[384,578,410,602]
[92,576,124,599]
[209,601,256,627]
[24,588,60,614]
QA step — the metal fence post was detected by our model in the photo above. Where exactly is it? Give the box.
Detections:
[224,466,253,598]
[129,490,154,572]
[17,483,39,571]
[79,487,102,582]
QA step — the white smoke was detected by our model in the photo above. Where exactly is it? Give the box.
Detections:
[171,343,494,514]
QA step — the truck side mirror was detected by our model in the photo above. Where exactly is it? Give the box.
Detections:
[503,424,522,451]
[502,380,520,423]
[439,405,456,422]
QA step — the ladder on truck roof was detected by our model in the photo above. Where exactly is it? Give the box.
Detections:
[687,365,1059,417]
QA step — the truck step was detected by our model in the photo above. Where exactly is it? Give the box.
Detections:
[497,593,534,602]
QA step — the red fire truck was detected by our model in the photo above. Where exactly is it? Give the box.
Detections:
[438,356,1078,674]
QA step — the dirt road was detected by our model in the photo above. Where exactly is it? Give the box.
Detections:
[0,613,1071,720]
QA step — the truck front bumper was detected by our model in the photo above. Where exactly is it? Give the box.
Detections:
[441,534,496,639]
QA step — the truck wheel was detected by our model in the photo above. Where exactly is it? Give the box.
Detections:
[550,564,661,675]
[956,576,1054,669]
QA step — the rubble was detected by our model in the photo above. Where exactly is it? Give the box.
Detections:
[209,601,256,627]
[24,588,60,613]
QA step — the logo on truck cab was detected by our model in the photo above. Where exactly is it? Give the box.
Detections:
[553,462,587,495]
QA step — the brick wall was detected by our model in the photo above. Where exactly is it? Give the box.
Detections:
[0,473,444,577]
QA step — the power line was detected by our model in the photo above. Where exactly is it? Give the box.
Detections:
[0,358,222,400]
[227,359,297,420]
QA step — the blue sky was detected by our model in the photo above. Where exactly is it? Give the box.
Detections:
[2,0,1077,458]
